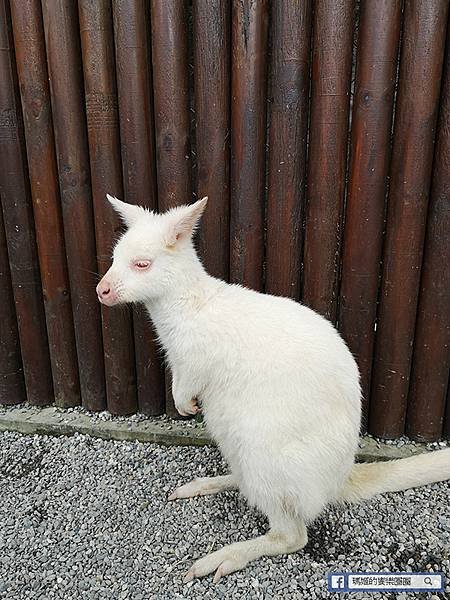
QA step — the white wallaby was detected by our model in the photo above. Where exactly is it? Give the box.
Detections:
[97,195,450,583]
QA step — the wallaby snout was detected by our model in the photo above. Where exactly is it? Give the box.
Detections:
[96,276,118,306]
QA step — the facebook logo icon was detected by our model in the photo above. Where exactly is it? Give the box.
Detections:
[328,573,348,592]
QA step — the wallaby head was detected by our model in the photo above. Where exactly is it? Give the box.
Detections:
[96,195,208,306]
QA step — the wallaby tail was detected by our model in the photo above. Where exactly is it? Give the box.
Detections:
[339,448,450,503]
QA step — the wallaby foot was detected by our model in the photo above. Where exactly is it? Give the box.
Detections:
[183,512,308,582]
[168,474,236,501]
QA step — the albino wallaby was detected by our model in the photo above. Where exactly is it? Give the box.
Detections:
[97,195,450,583]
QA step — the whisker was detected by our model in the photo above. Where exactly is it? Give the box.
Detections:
[77,267,101,277]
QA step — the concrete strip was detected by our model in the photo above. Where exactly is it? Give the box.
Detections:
[0,406,209,447]
[356,436,427,463]
[0,405,436,462]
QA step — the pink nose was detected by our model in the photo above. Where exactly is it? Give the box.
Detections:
[96,280,113,303]
[97,281,110,296]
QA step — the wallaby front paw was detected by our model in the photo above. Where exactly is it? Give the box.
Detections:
[175,396,200,417]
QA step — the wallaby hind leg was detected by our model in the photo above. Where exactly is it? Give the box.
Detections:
[184,510,308,582]
[168,474,236,501]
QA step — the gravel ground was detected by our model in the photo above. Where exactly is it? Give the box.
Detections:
[0,431,448,600]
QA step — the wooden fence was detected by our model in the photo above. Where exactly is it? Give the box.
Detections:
[0,0,449,441]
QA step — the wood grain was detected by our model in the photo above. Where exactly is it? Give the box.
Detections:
[78,0,138,414]
[370,0,449,438]
[406,27,450,441]
[41,0,106,411]
[0,0,53,405]
[10,0,81,407]
[339,0,402,425]
[303,0,355,322]
[229,0,269,291]
[265,0,312,299]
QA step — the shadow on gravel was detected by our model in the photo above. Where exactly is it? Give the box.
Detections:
[0,449,47,479]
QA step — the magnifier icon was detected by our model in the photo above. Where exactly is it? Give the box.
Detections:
[424,576,433,586]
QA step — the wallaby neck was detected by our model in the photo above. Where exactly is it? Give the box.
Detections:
[144,250,221,343]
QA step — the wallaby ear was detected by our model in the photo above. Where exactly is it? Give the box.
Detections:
[106,194,144,228]
[165,197,208,247]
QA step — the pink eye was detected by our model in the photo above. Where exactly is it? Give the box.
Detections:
[133,260,151,270]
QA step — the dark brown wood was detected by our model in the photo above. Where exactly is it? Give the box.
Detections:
[150,0,192,417]
[151,0,192,210]
[229,0,269,291]
[0,201,26,405]
[41,0,106,411]
[369,0,449,439]
[265,0,312,299]
[164,369,177,420]
[339,0,402,423]
[444,376,450,440]
[10,0,81,408]
[0,0,53,405]
[78,0,138,415]
[113,0,158,209]
[406,32,450,442]
[193,0,231,281]
[302,0,355,322]
[113,0,163,415]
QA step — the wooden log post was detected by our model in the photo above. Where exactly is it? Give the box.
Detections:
[406,31,450,442]
[369,0,449,438]
[41,0,106,411]
[10,0,81,407]
[151,0,192,210]
[0,202,25,405]
[0,0,53,405]
[113,0,164,415]
[339,0,402,424]
[78,0,138,415]
[302,0,355,322]
[265,0,312,299]
[193,0,231,281]
[230,0,269,291]
[151,0,192,416]
[444,377,450,440]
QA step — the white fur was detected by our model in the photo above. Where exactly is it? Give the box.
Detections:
[98,196,450,582]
